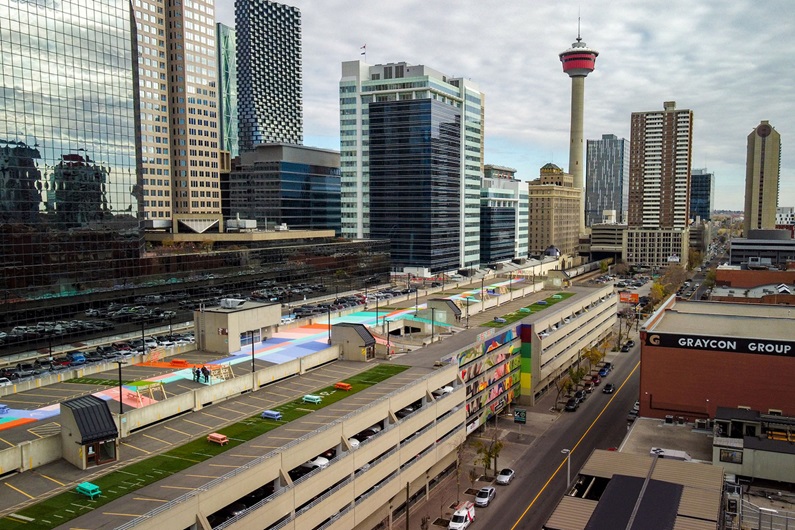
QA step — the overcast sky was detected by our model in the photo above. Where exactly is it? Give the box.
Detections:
[216,1,792,211]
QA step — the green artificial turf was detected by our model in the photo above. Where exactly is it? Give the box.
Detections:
[1,363,409,529]
[483,292,576,327]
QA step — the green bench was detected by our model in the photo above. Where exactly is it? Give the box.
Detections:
[76,481,101,499]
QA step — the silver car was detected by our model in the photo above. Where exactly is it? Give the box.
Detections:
[496,468,515,485]
[475,486,495,507]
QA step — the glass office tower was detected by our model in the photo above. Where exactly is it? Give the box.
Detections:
[0,0,142,302]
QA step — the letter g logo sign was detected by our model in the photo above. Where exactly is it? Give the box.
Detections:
[648,334,660,346]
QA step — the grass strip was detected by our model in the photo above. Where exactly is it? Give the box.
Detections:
[483,292,576,327]
[1,364,409,529]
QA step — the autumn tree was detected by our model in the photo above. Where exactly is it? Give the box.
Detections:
[555,375,574,410]
[613,262,630,277]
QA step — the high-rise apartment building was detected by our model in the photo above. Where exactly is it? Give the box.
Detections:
[236,0,302,150]
[218,23,239,159]
[527,164,580,257]
[690,168,715,222]
[627,101,693,229]
[0,0,143,300]
[481,165,529,264]
[625,101,693,269]
[135,0,221,222]
[339,61,483,273]
[585,134,629,227]
[743,120,781,235]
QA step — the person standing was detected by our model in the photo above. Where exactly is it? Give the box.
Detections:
[194,367,201,382]
[201,365,209,383]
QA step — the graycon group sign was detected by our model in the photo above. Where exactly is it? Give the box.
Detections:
[645,333,793,356]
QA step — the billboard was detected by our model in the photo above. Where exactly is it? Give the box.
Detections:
[619,291,639,304]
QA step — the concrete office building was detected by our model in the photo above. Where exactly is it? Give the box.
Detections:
[481,165,529,264]
[743,121,781,235]
[559,30,599,234]
[218,23,239,159]
[0,0,143,301]
[339,61,484,273]
[528,164,581,258]
[728,229,795,269]
[236,0,302,149]
[229,143,341,232]
[585,134,629,227]
[625,102,693,269]
[776,206,795,225]
[689,168,714,222]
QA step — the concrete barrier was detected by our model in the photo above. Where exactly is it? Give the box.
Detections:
[0,434,61,474]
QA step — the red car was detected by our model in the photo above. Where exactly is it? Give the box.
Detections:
[589,374,601,386]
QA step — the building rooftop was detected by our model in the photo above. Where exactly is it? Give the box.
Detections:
[645,300,795,341]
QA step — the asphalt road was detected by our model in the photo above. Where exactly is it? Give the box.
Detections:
[479,345,641,529]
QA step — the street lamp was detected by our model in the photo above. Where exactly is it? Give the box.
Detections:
[431,307,436,343]
[561,448,571,488]
[481,278,485,312]
[169,314,174,337]
[386,319,391,354]
[327,306,332,345]
[466,297,470,329]
[115,360,126,417]
[415,288,419,314]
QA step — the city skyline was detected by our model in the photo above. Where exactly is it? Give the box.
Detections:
[216,0,793,211]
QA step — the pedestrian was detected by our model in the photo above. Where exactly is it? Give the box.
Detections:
[201,365,209,383]
[194,367,201,382]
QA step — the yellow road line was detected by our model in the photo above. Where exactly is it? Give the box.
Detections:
[39,474,67,487]
[4,482,35,499]
[510,361,641,529]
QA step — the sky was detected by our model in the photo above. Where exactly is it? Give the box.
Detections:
[216,1,793,211]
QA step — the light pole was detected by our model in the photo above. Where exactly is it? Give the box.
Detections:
[561,448,571,488]
[169,314,174,337]
[386,319,391,354]
[141,320,146,354]
[415,288,419,314]
[250,330,256,375]
[509,271,514,301]
[115,360,126,417]
[375,294,379,326]
[327,307,332,345]
[466,297,470,329]
[481,278,485,313]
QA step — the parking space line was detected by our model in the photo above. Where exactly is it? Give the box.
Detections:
[133,497,168,503]
[208,463,239,469]
[0,437,15,448]
[163,425,191,437]
[185,474,219,479]
[142,433,173,446]
[197,411,227,422]
[181,418,212,429]
[39,474,67,487]
[4,482,34,499]
[121,441,151,455]
[103,511,144,517]
[160,485,195,490]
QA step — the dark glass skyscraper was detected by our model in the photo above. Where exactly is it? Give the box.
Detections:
[690,168,714,222]
[236,0,302,149]
[585,134,629,226]
[0,0,142,302]
[368,99,462,272]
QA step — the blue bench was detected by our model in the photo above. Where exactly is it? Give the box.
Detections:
[0,404,9,415]
[76,481,101,499]
[302,394,322,404]
[261,409,282,420]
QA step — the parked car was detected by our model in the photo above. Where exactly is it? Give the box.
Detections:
[0,376,13,387]
[598,367,609,377]
[564,397,580,411]
[602,383,616,394]
[589,374,601,386]
[583,381,595,393]
[475,486,496,507]
[574,389,587,402]
[495,468,515,485]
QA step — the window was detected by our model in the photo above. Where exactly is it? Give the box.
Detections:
[719,449,742,464]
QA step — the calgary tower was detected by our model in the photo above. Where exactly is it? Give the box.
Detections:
[559,23,598,234]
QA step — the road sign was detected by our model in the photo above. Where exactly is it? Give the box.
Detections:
[514,408,526,424]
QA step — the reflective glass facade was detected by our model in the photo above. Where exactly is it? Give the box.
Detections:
[585,134,629,226]
[690,168,714,222]
[480,208,515,263]
[369,99,461,272]
[0,0,142,302]
[218,23,239,158]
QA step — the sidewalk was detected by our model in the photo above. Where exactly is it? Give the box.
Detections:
[396,389,561,529]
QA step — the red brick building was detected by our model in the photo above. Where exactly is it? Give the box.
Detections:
[639,297,795,420]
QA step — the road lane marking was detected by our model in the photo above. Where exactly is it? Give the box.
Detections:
[510,361,641,529]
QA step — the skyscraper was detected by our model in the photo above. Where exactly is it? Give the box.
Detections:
[627,101,693,229]
[339,61,483,273]
[690,168,715,222]
[218,23,239,159]
[560,29,598,234]
[481,165,529,264]
[585,134,629,226]
[743,120,781,235]
[236,0,302,150]
[625,101,693,269]
[0,0,142,300]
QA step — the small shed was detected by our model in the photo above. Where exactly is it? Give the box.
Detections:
[331,323,376,361]
[60,395,118,470]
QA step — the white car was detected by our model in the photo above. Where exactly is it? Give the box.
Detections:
[0,377,12,387]
[496,468,515,485]
[301,456,329,470]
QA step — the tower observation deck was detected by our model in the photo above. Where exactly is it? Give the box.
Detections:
[559,30,598,235]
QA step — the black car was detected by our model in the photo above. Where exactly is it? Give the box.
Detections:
[564,397,579,411]
[602,383,616,394]
[574,389,587,402]
[621,344,631,353]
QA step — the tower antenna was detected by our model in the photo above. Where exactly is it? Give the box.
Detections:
[577,9,581,42]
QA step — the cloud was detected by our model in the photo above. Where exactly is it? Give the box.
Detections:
[217,0,794,210]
